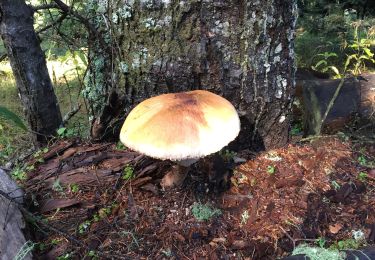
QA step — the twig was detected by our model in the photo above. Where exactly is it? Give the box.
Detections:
[52,0,107,51]
[0,53,7,62]
[320,77,346,133]
[279,226,295,250]
[32,3,58,11]
[298,134,337,143]
[62,104,82,126]
[36,13,67,34]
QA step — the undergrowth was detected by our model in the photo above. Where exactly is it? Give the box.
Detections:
[0,59,89,166]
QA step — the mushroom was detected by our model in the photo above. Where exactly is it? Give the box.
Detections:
[120,90,240,188]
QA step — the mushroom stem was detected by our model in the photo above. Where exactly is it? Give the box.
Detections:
[161,164,189,188]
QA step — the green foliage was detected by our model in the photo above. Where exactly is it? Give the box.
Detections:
[115,142,126,150]
[358,171,368,182]
[312,52,341,77]
[191,203,221,221]
[0,106,27,131]
[69,183,79,193]
[122,165,134,180]
[329,238,363,250]
[240,210,250,226]
[291,121,303,136]
[56,253,72,260]
[11,167,27,181]
[331,180,341,190]
[358,155,367,166]
[296,1,375,74]
[317,237,326,248]
[87,251,99,260]
[267,165,276,175]
[52,179,64,192]
[57,126,83,138]
[220,149,237,161]
[78,220,91,234]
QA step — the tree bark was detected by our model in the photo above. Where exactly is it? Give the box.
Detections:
[85,0,297,150]
[0,0,62,144]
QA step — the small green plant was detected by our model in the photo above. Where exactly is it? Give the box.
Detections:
[11,167,27,181]
[0,106,27,131]
[358,171,368,182]
[312,52,341,77]
[357,155,367,166]
[87,250,99,260]
[344,21,375,76]
[267,165,276,175]
[115,142,126,150]
[57,253,72,260]
[330,238,362,251]
[56,127,76,138]
[122,165,134,180]
[291,122,303,136]
[69,183,79,193]
[317,237,326,248]
[331,181,341,190]
[161,248,172,257]
[26,164,35,171]
[78,220,91,234]
[240,210,250,226]
[220,149,237,161]
[52,179,64,192]
[191,203,221,221]
[93,203,118,222]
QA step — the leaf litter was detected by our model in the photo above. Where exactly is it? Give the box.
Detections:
[22,137,375,259]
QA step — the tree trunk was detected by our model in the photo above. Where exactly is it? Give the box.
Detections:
[0,0,62,144]
[85,0,297,150]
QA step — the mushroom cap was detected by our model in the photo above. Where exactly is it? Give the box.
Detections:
[120,90,240,161]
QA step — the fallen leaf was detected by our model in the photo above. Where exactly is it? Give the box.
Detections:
[329,223,343,234]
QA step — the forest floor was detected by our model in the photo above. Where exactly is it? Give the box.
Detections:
[20,132,375,259]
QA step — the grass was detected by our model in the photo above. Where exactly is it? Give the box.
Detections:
[0,59,89,166]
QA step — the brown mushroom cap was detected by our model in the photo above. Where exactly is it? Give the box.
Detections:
[120,90,240,161]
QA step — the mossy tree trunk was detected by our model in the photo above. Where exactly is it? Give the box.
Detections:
[85,0,297,150]
[0,0,62,144]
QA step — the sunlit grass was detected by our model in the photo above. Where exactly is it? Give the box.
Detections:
[0,59,89,165]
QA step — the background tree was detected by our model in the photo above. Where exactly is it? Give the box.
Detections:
[0,0,62,144]
[80,0,298,151]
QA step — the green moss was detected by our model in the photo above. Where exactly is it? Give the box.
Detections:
[191,203,221,221]
[292,244,346,260]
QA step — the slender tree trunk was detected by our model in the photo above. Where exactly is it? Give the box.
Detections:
[0,0,62,144]
[85,0,297,150]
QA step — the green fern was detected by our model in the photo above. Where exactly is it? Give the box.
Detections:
[0,106,27,131]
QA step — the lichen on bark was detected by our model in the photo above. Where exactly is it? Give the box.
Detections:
[84,0,298,149]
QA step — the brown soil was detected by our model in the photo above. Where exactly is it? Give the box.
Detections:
[23,137,375,259]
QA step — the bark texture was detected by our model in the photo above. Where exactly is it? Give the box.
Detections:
[86,0,297,150]
[0,0,62,144]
